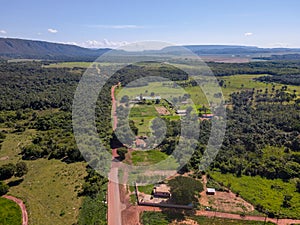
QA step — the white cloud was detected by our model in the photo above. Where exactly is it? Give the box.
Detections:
[244,32,253,37]
[63,41,79,46]
[0,30,7,34]
[80,39,129,48]
[48,28,58,33]
[88,24,144,29]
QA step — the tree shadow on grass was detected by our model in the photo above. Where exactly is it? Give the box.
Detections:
[7,178,24,187]
[161,208,197,223]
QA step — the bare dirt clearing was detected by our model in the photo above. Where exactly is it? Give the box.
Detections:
[155,106,171,115]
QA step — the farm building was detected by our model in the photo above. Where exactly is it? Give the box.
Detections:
[176,109,187,116]
[181,100,189,104]
[129,99,140,104]
[153,184,171,198]
[206,188,216,195]
[201,114,214,119]
[135,96,162,101]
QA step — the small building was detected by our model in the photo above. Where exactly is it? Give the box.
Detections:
[181,100,189,105]
[176,109,187,116]
[129,99,140,104]
[206,188,216,195]
[201,114,214,119]
[135,96,161,101]
[153,184,171,198]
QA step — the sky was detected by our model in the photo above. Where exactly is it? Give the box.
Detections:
[1,0,300,48]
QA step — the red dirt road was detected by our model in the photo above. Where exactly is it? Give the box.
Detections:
[107,166,125,225]
[195,211,300,225]
[3,195,28,225]
[107,84,125,225]
[133,205,300,225]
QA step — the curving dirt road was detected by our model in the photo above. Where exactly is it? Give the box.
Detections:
[3,195,28,225]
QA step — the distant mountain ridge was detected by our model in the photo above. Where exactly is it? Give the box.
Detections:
[1,37,300,61]
[163,45,300,55]
[0,38,110,61]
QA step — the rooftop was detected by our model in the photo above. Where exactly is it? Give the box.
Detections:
[207,188,216,193]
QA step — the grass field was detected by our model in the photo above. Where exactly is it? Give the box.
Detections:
[0,129,36,166]
[140,211,275,225]
[117,82,189,103]
[0,111,89,225]
[8,159,87,225]
[132,150,169,166]
[118,74,300,109]
[137,184,154,195]
[0,126,87,225]
[129,104,158,136]
[0,197,22,225]
[43,61,125,68]
[129,150,179,184]
[209,171,300,219]
[44,62,93,68]
[218,74,300,100]
[9,159,85,225]
[130,104,159,118]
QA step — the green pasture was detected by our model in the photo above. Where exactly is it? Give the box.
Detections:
[0,197,22,225]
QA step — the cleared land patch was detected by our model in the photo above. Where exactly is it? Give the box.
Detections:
[155,106,170,115]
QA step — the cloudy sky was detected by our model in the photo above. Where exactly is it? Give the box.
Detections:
[1,0,300,48]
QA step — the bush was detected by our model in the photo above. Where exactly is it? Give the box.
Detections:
[117,147,128,161]
[0,181,9,195]
[0,164,16,180]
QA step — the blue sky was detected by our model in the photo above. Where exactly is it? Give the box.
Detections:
[1,0,300,48]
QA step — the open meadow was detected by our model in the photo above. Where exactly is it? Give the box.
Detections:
[0,111,87,225]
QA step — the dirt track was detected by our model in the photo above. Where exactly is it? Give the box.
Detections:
[108,84,127,225]
[133,205,300,225]
[3,195,28,225]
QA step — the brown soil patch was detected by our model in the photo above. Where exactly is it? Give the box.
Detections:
[199,175,254,213]
[122,206,141,225]
[199,175,209,207]
[207,191,254,213]
[0,156,9,161]
[155,106,171,115]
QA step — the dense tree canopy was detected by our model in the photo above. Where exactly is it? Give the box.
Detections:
[168,176,203,205]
